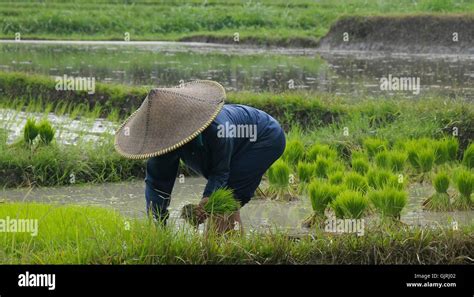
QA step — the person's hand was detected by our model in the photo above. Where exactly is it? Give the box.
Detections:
[199,197,209,206]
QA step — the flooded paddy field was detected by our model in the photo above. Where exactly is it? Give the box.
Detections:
[1,41,473,99]
[2,178,472,234]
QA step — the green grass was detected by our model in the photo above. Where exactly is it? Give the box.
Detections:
[0,0,472,45]
[1,202,471,264]
[454,168,474,209]
[462,143,474,169]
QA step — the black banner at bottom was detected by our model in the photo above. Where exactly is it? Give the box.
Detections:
[0,265,472,296]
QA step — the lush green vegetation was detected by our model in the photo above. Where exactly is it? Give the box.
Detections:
[0,202,472,264]
[0,0,472,45]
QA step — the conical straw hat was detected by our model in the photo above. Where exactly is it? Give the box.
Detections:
[114,80,225,159]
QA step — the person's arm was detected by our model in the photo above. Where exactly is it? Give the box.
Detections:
[202,126,233,198]
[145,152,179,221]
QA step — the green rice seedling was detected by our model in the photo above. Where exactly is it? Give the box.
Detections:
[314,156,331,178]
[306,144,337,161]
[367,168,403,190]
[38,119,55,145]
[267,159,295,200]
[283,139,305,165]
[23,118,39,145]
[344,172,368,193]
[363,138,387,158]
[331,190,368,219]
[297,162,314,184]
[433,141,449,165]
[368,188,407,219]
[418,148,435,173]
[308,181,342,216]
[351,158,369,175]
[375,151,390,169]
[406,142,420,170]
[462,143,474,169]
[328,171,344,185]
[203,188,240,215]
[424,172,451,211]
[388,150,407,172]
[454,169,473,210]
[433,172,450,194]
[297,162,315,193]
[443,137,459,161]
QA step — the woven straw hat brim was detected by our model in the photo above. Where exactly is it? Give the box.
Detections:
[114,80,225,160]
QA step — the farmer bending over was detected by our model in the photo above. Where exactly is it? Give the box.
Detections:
[114,81,285,233]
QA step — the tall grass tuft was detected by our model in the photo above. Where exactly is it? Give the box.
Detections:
[434,141,449,165]
[368,188,407,219]
[331,190,368,219]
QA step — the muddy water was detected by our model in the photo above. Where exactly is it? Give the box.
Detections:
[0,108,115,144]
[1,178,472,232]
[0,41,472,98]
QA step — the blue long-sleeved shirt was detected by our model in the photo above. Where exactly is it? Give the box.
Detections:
[145,104,281,199]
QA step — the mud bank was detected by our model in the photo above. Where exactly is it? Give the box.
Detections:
[318,15,474,54]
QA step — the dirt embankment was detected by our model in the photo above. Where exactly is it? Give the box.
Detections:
[318,15,474,54]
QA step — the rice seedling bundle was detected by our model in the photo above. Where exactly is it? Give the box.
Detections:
[267,159,295,200]
[297,162,314,183]
[38,119,55,145]
[462,143,474,169]
[443,137,459,161]
[368,188,407,219]
[308,181,343,215]
[331,190,368,219]
[375,151,390,169]
[328,171,344,185]
[351,158,369,175]
[433,172,449,194]
[314,156,331,178]
[344,172,368,193]
[204,188,240,214]
[283,139,305,165]
[363,138,387,158]
[388,150,407,172]
[268,159,291,188]
[417,148,435,173]
[307,144,337,161]
[23,118,39,144]
[454,169,473,209]
[367,169,402,190]
[433,141,449,165]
